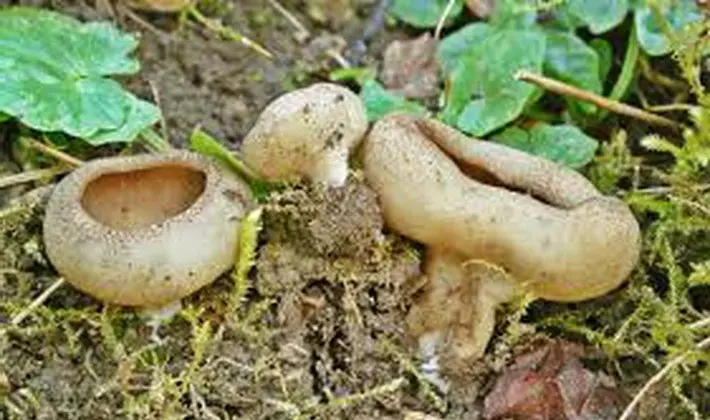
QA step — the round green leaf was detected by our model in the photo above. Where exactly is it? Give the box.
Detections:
[449,29,546,137]
[566,0,630,34]
[0,7,160,143]
[390,0,464,28]
[436,23,493,75]
[360,79,428,121]
[491,124,599,169]
[544,31,603,94]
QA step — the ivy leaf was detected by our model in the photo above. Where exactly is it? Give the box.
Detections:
[544,31,603,94]
[634,0,703,56]
[491,124,599,169]
[0,7,160,144]
[566,0,630,34]
[436,23,494,75]
[359,79,428,122]
[448,29,546,137]
[390,0,464,28]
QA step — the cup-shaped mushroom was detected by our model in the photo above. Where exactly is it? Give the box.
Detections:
[363,114,641,362]
[42,151,253,308]
[363,114,641,302]
[241,83,368,187]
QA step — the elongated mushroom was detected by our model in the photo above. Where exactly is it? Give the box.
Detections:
[241,83,368,187]
[43,151,253,311]
[362,114,641,361]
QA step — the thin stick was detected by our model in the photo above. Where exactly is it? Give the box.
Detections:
[618,335,710,420]
[434,0,457,40]
[0,167,71,189]
[24,138,84,167]
[187,6,274,60]
[148,80,170,145]
[266,0,310,43]
[11,278,67,326]
[515,70,680,129]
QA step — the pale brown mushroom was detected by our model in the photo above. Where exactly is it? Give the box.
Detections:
[362,114,641,361]
[240,83,368,187]
[42,151,253,310]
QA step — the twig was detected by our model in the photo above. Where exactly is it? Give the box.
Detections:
[266,0,310,43]
[24,138,84,167]
[0,166,71,189]
[117,3,172,43]
[11,278,67,326]
[515,70,681,129]
[434,0,457,40]
[187,6,274,60]
[148,80,170,144]
[618,335,710,420]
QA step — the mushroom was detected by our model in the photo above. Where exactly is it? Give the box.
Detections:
[42,151,253,313]
[362,114,641,361]
[241,83,368,187]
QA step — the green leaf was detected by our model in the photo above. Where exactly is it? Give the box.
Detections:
[491,124,599,169]
[449,29,546,137]
[390,0,464,28]
[489,0,538,29]
[544,31,603,94]
[0,113,9,123]
[436,23,494,75]
[360,79,428,122]
[589,38,613,82]
[634,0,703,56]
[566,0,630,34]
[0,7,160,144]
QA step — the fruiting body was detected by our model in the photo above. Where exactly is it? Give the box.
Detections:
[241,83,368,187]
[363,114,641,359]
[43,151,253,308]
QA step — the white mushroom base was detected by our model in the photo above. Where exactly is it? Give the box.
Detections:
[407,250,517,380]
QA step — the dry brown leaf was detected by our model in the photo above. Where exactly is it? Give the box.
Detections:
[381,33,441,99]
[483,339,630,420]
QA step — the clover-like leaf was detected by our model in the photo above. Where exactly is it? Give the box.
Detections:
[0,7,160,144]
[491,124,599,169]
[544,31,603,94]
[360,79,428,122]
[566,0,630,34]
[436,23,494,75]
[634,0,703,56]
[390,0,464,28]
[447,29,546,137]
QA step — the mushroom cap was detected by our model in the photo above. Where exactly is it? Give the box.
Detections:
[43,151,253,308]
[363,114,641,302]
[241,83,368,186]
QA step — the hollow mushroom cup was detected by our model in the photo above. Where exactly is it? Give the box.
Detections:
[362,114,642,361]
[42,150,254,311]
[240,83,369,187]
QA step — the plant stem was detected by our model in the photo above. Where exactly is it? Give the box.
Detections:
[187,6,274,60]
[11,278,66,326]
[514,70,680,129]
[0,166,71,189]
[23,138,84,167]
[139,128,173,152]
[607,24,640,104]
[618,335,710,420]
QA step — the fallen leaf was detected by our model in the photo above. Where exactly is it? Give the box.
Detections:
[483,339,629,420]
[466,0,495,18]
[381,33,441,99]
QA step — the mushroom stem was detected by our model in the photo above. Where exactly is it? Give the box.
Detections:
[407,250,516,361]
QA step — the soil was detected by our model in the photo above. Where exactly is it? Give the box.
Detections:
[0,1,480,419]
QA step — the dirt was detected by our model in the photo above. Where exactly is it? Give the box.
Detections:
[0,1,462,418]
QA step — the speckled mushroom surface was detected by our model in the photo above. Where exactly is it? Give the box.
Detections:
[43,151,253,308]
[362,114,641,360]
[240,83,368,187]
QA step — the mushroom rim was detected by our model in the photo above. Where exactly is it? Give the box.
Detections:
[46,151,231,243]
